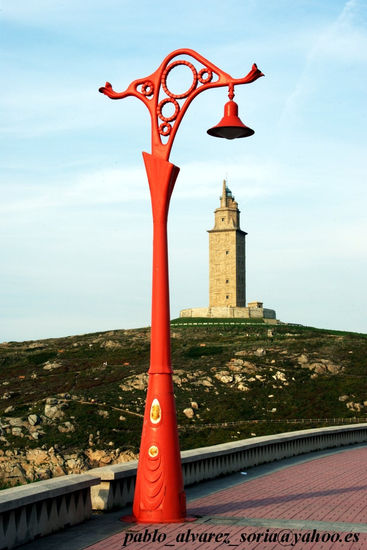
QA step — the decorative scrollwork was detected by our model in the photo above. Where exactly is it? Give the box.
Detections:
[157,98,180,122]
[161,60,198,100]
[99,48,264,159]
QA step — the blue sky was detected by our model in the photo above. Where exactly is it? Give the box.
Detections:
[1,0,366,341]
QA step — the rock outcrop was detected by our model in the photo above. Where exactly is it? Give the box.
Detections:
[0,447,137,487]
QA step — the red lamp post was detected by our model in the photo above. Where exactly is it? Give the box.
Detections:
[99,49,263,523]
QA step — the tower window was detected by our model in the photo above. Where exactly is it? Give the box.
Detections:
[225,250,229,255]
[226,295,229,299]
[221,217,224,221]
[226,279,229,283]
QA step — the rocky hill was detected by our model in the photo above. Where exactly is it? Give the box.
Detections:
[0,320,366,487]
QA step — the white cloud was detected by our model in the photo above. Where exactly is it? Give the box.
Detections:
[280,0,367,128]
[0,157,290,218]
[0,167,145,215]
[1,0,366,340]
[0,87,108,137]
[1,0,124,26]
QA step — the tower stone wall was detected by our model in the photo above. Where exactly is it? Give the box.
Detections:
[208,181,247,307]
[179,180,277,322]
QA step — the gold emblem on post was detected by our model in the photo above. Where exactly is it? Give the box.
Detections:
[150,398,161,424]
[148,445,159,458]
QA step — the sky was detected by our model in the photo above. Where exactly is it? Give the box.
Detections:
[1,0,366,342]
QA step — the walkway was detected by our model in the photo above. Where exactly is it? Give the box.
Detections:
[20,445,367,550]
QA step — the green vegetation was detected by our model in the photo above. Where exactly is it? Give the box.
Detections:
[0,322,366,456]
[171,317,265,325]
[183,345,224,358]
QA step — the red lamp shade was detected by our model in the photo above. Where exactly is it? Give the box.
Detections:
[207,100,254,139]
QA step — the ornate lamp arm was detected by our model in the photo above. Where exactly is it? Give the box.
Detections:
[99,48,263,160]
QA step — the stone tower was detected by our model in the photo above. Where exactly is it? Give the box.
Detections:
[208,181,247,307]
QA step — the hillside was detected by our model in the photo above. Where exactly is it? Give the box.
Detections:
[0,320,366,486]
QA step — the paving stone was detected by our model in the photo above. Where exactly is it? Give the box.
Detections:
[17,445,367,550]
[86,446,367,550]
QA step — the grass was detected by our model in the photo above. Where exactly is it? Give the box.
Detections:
[0,323,366,457]
[171,317,266,325]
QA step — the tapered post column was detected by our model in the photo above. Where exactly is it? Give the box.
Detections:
[131,152,185,523]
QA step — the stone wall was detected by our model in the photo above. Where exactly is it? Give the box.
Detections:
[208,182,246,308]
[89,424,367,511]
[0,447,137,488]
[179,306,277,320]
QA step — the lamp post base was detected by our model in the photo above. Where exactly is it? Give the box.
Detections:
[120,514,197,524]
[131,373,186,523]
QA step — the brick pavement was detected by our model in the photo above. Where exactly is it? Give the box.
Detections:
[189,446,367,523]
[85,446,367,550]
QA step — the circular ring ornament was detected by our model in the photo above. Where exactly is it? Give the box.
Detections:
[161,60,198,99]
[157,97,179,122]
[141,81,154,97]
[198,68,213,84]
[159,122,171,136]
